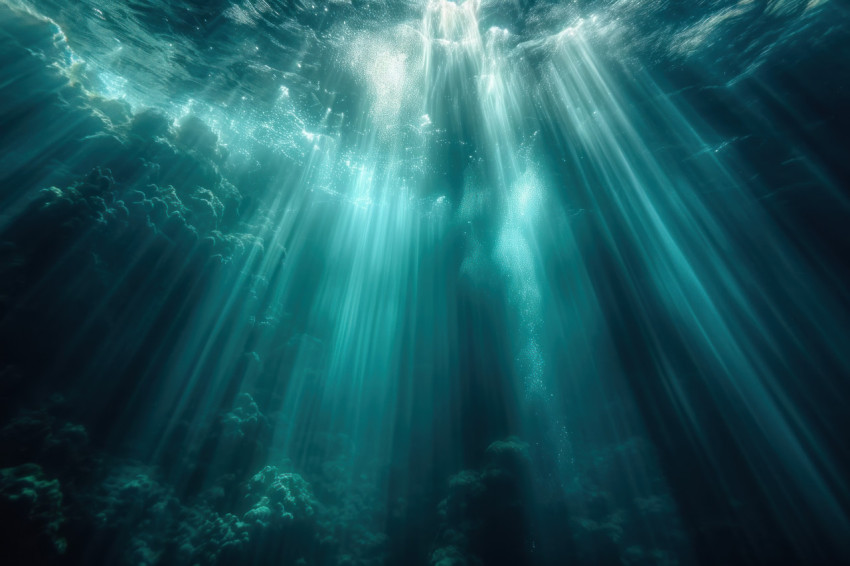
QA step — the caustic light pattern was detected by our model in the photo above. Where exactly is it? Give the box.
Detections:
[0,0,849,565]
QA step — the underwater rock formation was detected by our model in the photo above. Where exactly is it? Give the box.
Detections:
[431,438,533,566]
[0,463,67,561]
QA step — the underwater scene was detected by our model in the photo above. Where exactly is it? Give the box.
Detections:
[0,0,849,564]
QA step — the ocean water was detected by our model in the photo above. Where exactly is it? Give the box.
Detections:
[0,1,848,564]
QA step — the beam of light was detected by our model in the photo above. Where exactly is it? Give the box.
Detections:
[532,22,850,556]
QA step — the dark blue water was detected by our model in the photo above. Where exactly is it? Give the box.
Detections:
[1,1,849,564]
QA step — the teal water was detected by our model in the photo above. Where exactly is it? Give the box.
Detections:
[0,1,849,564]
